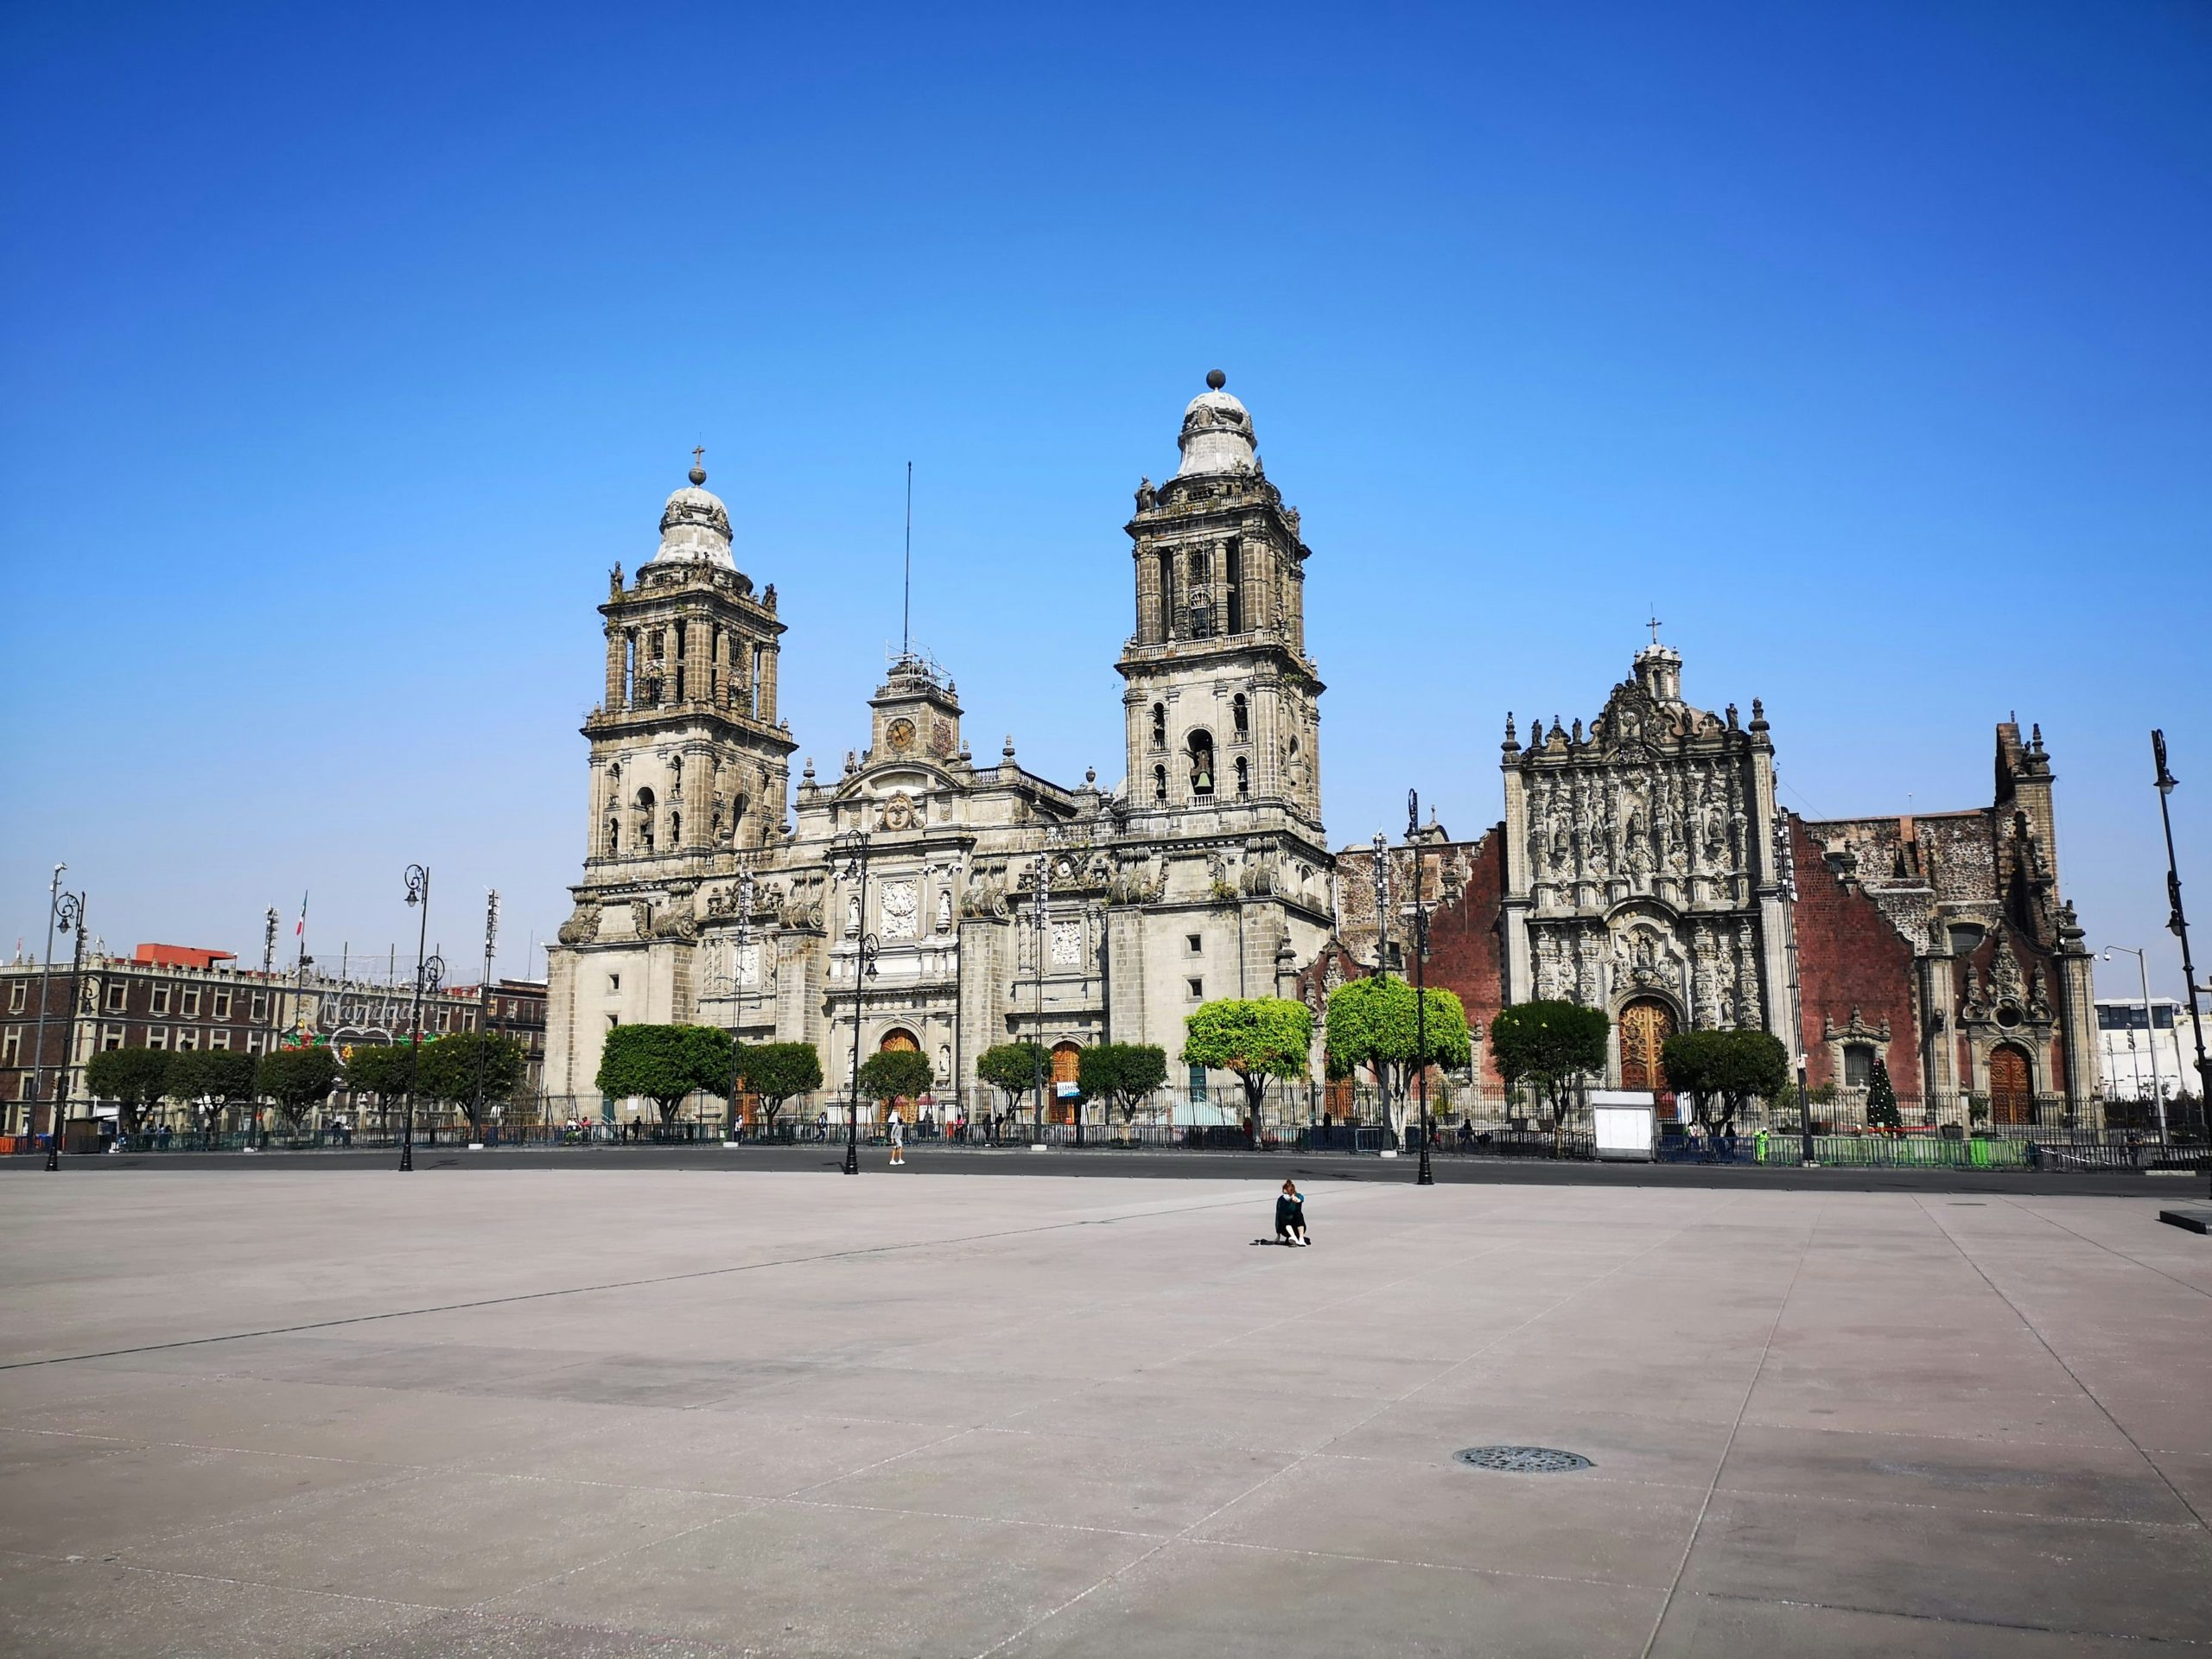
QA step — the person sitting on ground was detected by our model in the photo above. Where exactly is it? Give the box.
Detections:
[1274,1179,1310,1246]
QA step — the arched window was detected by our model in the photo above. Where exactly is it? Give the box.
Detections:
[1231,694,1249,739]
[636,787,656,855]
[1235,755,1249,798]
[605,817,620,855]
[1189,596,1213,639]
[1187,730,1216,799]
[732,792,749,840]
[1152,765,1167,805]
[670,810,681,847]
[1150,703,1166,749]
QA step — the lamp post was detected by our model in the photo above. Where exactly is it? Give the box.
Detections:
[473,890,499,1144]
[835,830,876,1175]
[2152,734,2211,1161]
[1408,791,1434,1186]
[399,863,433,1173]
[1030,845,1052,1147]
[1776,821,1813,1165]
[1370,829,1390,1136]
[716,867,756,1141]
[256,906,278,1147]
[41,884,86,1171]
[27,865,63,1146]
[2102,945,2167,1145]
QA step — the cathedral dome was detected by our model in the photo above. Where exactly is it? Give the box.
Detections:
[647,452,735,570]
[1175,369,1257,477]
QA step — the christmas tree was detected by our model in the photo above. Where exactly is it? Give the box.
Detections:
[1867,1056,1902,1131]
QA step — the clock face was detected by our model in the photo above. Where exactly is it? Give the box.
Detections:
[886,717,917,754]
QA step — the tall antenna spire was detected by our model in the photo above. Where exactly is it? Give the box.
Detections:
[901,461,913,659]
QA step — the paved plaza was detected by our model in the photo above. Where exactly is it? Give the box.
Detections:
[2,1167,2209,1656]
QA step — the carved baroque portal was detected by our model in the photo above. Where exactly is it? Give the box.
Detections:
[1508,645,1779,1060]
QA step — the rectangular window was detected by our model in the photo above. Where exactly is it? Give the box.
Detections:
[245,1033,262,1055]
[149,987,171,1015]
[251,993,268,1020]
[1187,1063,1208,1102]
[105,983,125,1011]
[9,983,26,1014]
[1843,1045,1873,1089]
[213,991,231,1018]
[102,1027,124,1051]
[608,973,621,992]
[1187,977,1204,999]
[1186,934,1203,954]
[2155,1007,2176,1030]
[2,1033,17,1065]
[181,989,200,1018]
[607,1014,620,1031]
[149,1027,169,1051]
[175,1029,198,1052]
[209,1030,230,1050]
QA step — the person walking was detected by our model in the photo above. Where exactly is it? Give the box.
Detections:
[1274,1179,1310,1246]
[888,1109,906,1166]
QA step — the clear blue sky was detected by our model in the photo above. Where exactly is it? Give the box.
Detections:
[3,2,2207,1001]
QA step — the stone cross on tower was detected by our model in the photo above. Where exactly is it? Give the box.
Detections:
[1647,611,1664,645]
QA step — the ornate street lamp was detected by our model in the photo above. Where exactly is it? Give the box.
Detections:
[1408,790,1434,1187]
[40,880,86,1172]
[1370,828,1390,1135]
[835,830,877,1175]
[1031,845,1053,1146]
[472,890,499,1144]
[703,866,757,1141]
[399,863,433,1173]
[27,865,63,1147]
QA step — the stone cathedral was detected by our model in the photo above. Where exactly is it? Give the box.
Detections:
[544,375,1338,1110]
[548,370,2102,1127]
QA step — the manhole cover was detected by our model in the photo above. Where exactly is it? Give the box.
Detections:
[1454,1446,1592,1473]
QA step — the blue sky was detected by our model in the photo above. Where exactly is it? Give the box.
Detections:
[3,1,2207,1001]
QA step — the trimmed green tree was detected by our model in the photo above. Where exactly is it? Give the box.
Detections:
[1322,977,1472,1140]
[86,1046,169,1139]
[163,1049,257,1130]
[1866,1055,1902,1132]
[855,1048,935,1116]
[595,1023,733,1123]
[1489,1000,1610,1128]
[1184,998,1315,1141]
[976,1042,1045,1116]
[256,1046,340,1129]
[416,1030,527,1139]
[1659,1028,1789,1137]
[1077,1042,1169,1122]
[726,1041,823,1131]
[342,1044,416,1100]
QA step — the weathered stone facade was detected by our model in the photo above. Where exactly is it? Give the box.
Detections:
[1319,646,2101,1121]
[544,378,1335,1111]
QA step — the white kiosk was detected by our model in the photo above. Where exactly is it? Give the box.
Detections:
[1590,1090,1657,1161]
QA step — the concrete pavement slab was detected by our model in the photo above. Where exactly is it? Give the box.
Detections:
[0,1550,445,1659]
[1,1169,2205,1655]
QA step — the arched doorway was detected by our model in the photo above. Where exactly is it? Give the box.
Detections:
[1988,1043,2033,1126]
[875,1029,923,1122]
[1619,1000,1675,1092]
[1049,1041,1081,1124]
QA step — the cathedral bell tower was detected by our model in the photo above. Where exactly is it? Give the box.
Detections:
[1118,372,1324,834]
[578,453,796,878]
